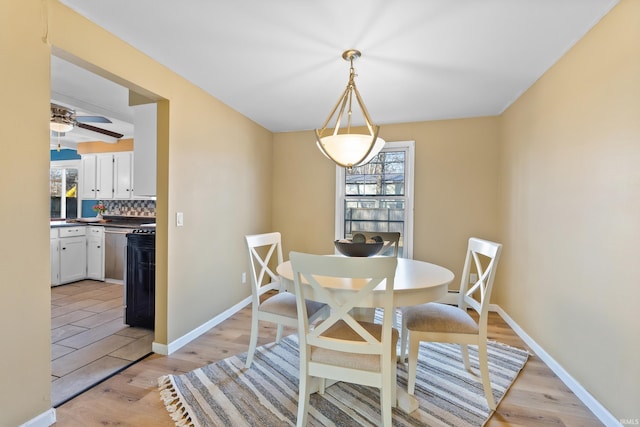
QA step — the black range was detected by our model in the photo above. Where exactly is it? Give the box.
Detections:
[125,228,155,329]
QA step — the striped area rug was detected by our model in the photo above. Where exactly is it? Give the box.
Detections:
[159,335,528,426]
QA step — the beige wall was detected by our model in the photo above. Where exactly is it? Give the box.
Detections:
[0,2,53,425]
[498,0,640,418]
[273,116,501,286]
[1,1,272,425]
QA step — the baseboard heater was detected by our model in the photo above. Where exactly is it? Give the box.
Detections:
[438,290,460,305]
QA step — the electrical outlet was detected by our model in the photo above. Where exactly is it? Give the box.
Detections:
[242,272,247,284]
[469,273,478,284]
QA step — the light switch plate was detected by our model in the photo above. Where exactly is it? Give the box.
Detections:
[176,212,184,227]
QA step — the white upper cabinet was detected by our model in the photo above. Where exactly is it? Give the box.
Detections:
[80,153,114,200]
[133,103,157,197]
[80,152,138,200]
[96,154,115,200]
[80,154,98,199]
[113,152,134,199]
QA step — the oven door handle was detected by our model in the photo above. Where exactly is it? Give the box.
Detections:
[104,229,133,235]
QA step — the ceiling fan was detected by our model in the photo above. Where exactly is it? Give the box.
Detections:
[50,103,124,139]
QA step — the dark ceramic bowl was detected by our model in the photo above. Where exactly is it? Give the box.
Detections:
[334,240,384,257]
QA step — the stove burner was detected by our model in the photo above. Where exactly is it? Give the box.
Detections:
[131,228,156,234]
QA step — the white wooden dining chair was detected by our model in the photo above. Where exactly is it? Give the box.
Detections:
[290,252,399,427]
[357,231,401,257]
[244,232,328,368]
[404,237,503,410]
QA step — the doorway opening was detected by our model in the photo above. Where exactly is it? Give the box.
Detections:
[49,52,160,406]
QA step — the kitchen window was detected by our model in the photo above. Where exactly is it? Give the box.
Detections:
[50,160,80,219]
[335,140,415,258]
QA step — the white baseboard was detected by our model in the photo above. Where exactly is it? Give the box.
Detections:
[153,282,279,355]
[152,295,251,355]
[20,408,56,427]
[489,304,621,427]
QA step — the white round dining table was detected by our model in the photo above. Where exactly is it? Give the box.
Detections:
[276,257,455,309]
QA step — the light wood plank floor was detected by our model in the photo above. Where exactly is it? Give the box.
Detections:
[51,280,154,407]
[54,293,603,426]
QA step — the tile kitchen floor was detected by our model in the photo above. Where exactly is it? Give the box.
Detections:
[51,280,153,407]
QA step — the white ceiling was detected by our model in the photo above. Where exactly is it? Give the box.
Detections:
[52,0,618,148]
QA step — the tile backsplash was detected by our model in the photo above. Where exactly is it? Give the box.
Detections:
[102,200,156,217]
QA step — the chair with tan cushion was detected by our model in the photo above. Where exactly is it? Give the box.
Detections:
[244,232,328,368]
[404,237,503,410]
[290,252,399,427]
[357,231,401,257]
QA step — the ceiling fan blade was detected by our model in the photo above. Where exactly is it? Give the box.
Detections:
[76,122,124,139]
[75,115,112,124]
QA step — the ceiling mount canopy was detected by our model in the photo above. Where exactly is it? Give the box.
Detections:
[315,49,385,170]
[50,105,75,133]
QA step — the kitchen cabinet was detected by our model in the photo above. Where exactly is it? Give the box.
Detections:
[80,152,136,200]
[113,152,134,199]
[51,228,60,286]
[133,103,157,197]
[86,226,105,280]
[96,154,115,200]
[58,227,87,284]
[80,155,99,199]
[80,154,114,200]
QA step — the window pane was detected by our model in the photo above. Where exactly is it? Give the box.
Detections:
[65,168,79,219]
[50,167,79,219]
[344,198,405,235]
[344,198,405,257]
[50,169,62,218]
[345,151,405,196]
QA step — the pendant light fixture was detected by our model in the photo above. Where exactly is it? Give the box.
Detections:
[315,49,385,170]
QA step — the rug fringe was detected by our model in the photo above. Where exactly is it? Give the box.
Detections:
[158,375,196,427]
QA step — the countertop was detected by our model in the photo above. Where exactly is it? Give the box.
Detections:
[50,216,156,229]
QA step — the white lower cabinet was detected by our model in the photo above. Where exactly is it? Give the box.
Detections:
[87,226,105,280]
[51,226,106,286]
[51,229,60,286]
[59,236,87,284]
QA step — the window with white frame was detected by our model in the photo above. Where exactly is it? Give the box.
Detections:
[50,160,80,219]
[335,141,415,258]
